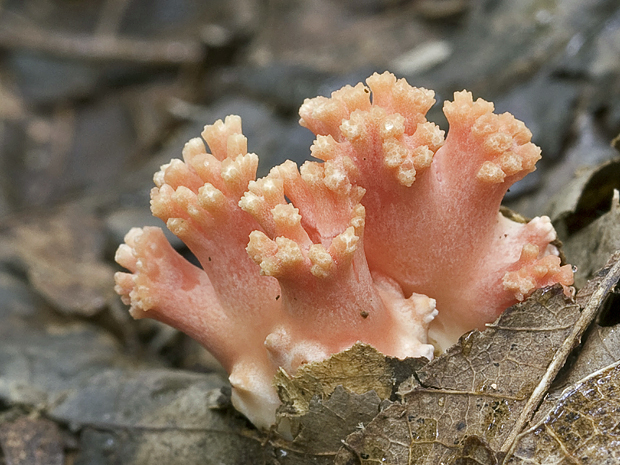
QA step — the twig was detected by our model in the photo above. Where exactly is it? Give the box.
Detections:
[499,256,620,458]
[95,0,132,36]
[0,21,204,65]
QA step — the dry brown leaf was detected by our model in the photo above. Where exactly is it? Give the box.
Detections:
[562,189,620,288]
[336,286,580,464]
[268,343,428,463]
[0,417,64,465]
[335,251,620,465]
[48,368,261,465]
[0,202,115,316]
[531,250,620,424]
[274,343,426,415]
[267,387,383,463]
[545,157,620,238]
[506,361,620,464]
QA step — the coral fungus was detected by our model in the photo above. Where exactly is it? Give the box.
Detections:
[114,72,574,429]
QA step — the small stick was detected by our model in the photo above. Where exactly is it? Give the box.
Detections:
[500,256,620,458]
[0,21,204,65]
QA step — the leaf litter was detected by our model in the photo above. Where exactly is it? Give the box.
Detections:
[506,360,620,464]
[330,252,620,464]
[334,285,580,464]
[263,344,427,464]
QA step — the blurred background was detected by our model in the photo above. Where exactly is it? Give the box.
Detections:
[0,0,619,463]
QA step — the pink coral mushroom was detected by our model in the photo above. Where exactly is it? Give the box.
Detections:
[114,72,574,429]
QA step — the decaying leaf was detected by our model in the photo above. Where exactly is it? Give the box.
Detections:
[270,343,427,462]
[532,250,620,423]
[335,286,580,464]
[274,343,426,415]
[267,388,383,464]
[545,157,620,239]
[335,251,620,465]
[0,201,115,317]
[542,155,620,289]
[0,416,64,465]
[48,368,262,465]
[499,248,620,453]
[562,189,620,287]
[0,270,123,407]
[453,436,498,465]
[505,361,620,464]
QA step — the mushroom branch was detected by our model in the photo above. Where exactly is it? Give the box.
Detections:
[114,72,574,429]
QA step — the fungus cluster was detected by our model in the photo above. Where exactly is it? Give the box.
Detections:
[114,72,574,429]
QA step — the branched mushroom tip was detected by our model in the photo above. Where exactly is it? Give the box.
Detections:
[114,72,574,429]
